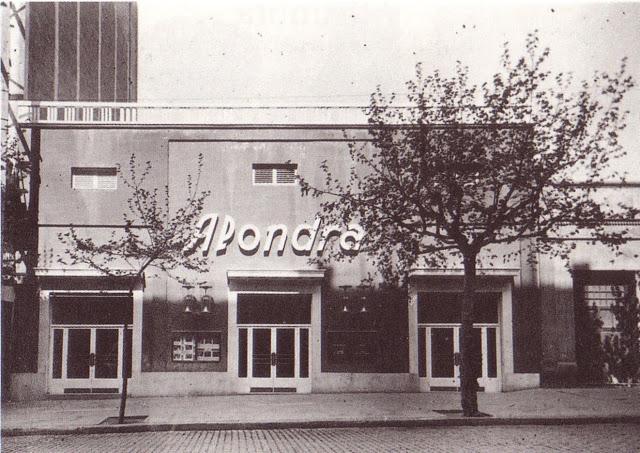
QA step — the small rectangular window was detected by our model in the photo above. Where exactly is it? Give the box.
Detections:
[252,163,297,185]
[71,167,117,190]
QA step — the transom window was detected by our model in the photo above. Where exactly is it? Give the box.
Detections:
[252,163,298,185]
[71,167,118,190]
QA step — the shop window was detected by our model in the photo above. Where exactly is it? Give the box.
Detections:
[71,167,118,190]
[172,332,221,362]
[327,330,379,363]
[252,163,297,185]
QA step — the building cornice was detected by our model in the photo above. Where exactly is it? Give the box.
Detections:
[227,269,326,283]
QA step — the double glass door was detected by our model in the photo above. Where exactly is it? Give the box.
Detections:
[423,325,499,391]
[239,326,310,393]
[50,326,131,394]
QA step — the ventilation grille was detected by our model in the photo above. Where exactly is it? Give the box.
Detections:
[252,164,297,185]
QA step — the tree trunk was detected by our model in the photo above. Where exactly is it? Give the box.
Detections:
[460,252,480,417]
[118,289,132,424]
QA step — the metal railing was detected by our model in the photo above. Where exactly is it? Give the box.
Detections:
[11,101,532,126]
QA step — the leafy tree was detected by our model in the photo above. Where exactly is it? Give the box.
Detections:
[58,153,210,423]
[575,301,606,385]
[2,133,39,396]
[301,32,636,416]
[604,283,640,384]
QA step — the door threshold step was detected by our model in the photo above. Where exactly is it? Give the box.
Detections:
[49,393,121,400]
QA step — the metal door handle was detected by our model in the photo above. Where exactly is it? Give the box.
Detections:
[271,352,276,366]
[88,353,96,367]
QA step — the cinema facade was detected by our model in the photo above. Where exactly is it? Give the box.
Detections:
[7,103,640,401]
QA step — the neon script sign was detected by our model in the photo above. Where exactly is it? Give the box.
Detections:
[188,214,365,257]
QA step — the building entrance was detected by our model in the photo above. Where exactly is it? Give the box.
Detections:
[236,293,312,393]
[421,325,499,390]
[418,291,501,391]
[240,326,310,392]
[48,293,133,394]
[49,326,131,394]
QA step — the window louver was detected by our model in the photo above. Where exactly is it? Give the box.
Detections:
[252,163,297,185]
[254,168,274,184]
[275,167,296,184]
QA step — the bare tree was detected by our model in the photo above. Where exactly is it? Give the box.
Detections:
[58,153,210,424]
[301,32,636,416]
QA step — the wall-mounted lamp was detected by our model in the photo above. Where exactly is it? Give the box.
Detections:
[200,284,214,314]
[360,295,368,313]
[339,285,352,313]
[182,283,214,314]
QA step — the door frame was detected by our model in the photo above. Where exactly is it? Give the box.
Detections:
[409,272,516,393]
[238,324,311,393]
[41,284,144,396]
[48,325,131,394]
[420,323,501,391]
[226,270,325,395]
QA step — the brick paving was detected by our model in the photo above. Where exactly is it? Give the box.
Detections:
[3,424,640,453]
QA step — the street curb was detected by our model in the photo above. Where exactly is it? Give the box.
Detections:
[3,415,640,437]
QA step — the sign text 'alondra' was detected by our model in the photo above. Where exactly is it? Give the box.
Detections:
[188,214,365,257]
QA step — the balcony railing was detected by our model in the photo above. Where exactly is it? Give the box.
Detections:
[11,101,532,126]
[12,101,371,126]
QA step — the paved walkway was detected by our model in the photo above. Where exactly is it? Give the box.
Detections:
[2,387,640,436]
[5,424,640,452]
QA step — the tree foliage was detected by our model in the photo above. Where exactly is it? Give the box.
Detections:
[57,153,210,423]
[1,137,31,282]
[303,32,635,281]
[58,153,211,282]
[604,283,640,384]
[301,31,636,415]
[576,302,607,385]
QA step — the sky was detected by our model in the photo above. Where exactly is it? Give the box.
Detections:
[136,0,639,177]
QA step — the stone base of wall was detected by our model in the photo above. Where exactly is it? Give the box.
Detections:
[312,373,419,393]
[541,361,578,387]
[502,373,540,392]
[130,372,237,397]
[9,373,47,401]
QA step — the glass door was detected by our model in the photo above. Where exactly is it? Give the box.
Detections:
[428,327,458,387]
[240,326,310,393]
[423,325,500,391]
[50,326,130,394]
[66,329,91,379]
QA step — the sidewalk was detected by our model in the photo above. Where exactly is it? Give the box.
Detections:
[2,387,640,436]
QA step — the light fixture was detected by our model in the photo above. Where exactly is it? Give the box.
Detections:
[360,295,367,313]
[182,283,214,314]
[339,285,352,313]
[182,284,197,313]
[200,284,214,314]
